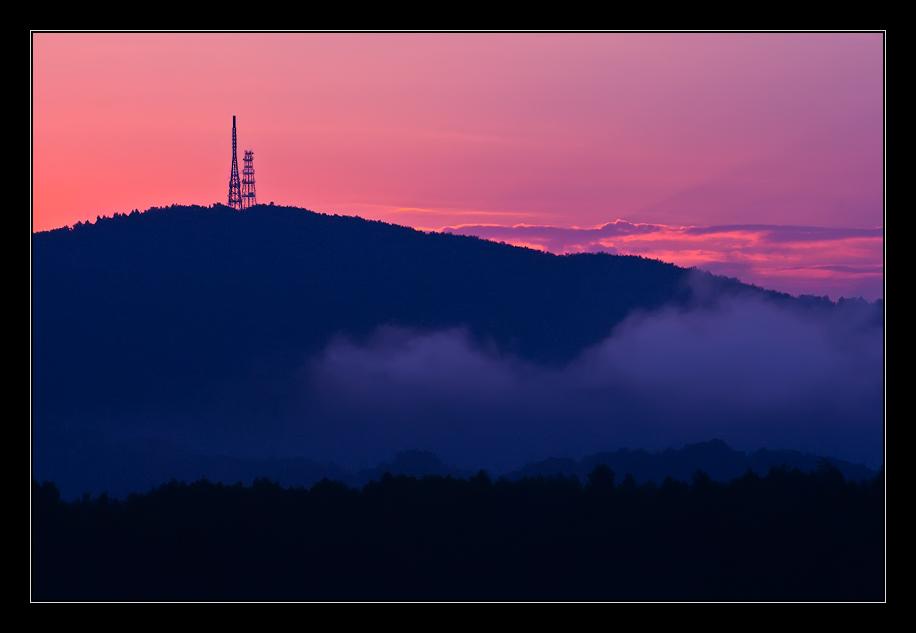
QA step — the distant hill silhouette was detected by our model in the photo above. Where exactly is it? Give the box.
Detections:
[32,203,879,421]
[506,438,878,484]
[352,450,474,487]
[35,434,878,501]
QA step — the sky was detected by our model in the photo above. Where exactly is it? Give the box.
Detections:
[31,33,884,300]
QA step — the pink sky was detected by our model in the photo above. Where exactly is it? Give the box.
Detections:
[31,33,884,299]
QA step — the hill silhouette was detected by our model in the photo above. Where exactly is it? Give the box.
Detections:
[35,430,878,502]
[32,203,690,416]
[506,438,878,484]
[33,203,877,419]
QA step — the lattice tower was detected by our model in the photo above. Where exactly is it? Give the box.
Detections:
[227,116,242,209]
[242,150,256,209]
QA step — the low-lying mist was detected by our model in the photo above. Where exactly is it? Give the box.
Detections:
[291,292,883,471]
[32,286,884,497]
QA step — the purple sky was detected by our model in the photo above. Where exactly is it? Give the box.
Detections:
[32,33,884,299]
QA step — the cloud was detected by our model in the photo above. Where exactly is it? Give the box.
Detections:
[292,291,883,472]
[441,221,884,301]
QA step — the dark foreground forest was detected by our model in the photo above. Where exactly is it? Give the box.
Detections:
[32,462,884,601]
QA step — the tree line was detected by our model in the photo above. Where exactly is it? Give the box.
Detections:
[32,461,884,601]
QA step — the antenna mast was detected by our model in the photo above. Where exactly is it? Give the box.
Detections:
[227,116,242,209]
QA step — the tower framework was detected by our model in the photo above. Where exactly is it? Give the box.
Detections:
[227,116,242,209]
[242,150,257,208]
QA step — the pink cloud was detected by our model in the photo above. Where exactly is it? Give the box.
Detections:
[441,221,883,301]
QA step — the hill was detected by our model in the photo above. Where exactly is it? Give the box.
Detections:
[32,203,840,419]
